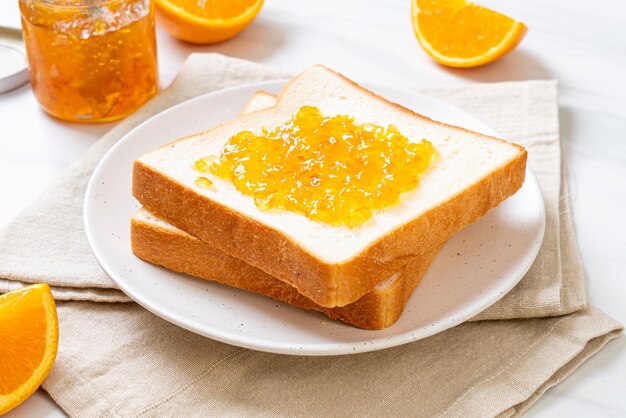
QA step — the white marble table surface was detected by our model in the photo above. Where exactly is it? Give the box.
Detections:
[1,0,625,416]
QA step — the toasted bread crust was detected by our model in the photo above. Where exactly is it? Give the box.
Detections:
[132,66,527,308]
[131,215,439,329]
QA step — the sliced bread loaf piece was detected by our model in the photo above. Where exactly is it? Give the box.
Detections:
[240,90,276,113]
[131,208,439,329]
[132,92,436,329]
[133,66,527,308]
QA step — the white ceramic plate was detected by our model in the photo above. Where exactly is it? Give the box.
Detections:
[85,80,545,356]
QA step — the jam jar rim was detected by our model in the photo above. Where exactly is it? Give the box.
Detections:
[20,0,140,12]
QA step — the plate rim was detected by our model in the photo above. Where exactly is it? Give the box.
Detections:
[84,79,546,356]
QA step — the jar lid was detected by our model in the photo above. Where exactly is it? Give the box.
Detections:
[0,27,29,94]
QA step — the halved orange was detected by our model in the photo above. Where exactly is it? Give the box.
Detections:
[0,284,59,415]
[411,0,527,68]
[156,0,264,44]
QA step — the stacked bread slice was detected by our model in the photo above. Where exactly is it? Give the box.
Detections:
[131,66,527,329]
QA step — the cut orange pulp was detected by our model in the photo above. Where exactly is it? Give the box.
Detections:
[156,0,264,44]
[0,284,59,415]
[411,0,527,68]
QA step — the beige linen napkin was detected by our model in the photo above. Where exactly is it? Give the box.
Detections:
[0,53,585,320]
[43,304,620,418]
[0,54,622,417]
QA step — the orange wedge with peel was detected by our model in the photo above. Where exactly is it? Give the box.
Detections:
[411,0,527,68]
[0,284,59,415]
[156,0,264,44]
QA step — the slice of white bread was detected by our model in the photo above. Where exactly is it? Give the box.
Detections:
[131,92,438,329]
[133,65,527,308]
[240,90,277,113]
[131,207,440,329]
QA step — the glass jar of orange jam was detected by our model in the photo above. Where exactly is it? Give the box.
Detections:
[19,0,158,123]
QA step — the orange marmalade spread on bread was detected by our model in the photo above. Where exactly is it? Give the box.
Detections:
[194,106,437,227]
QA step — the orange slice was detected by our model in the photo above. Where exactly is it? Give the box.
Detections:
[0,284,59,415]
[411,0,527,68]
[156,0,264,44]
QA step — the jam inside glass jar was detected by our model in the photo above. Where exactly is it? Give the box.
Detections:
[19,0,158,123]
